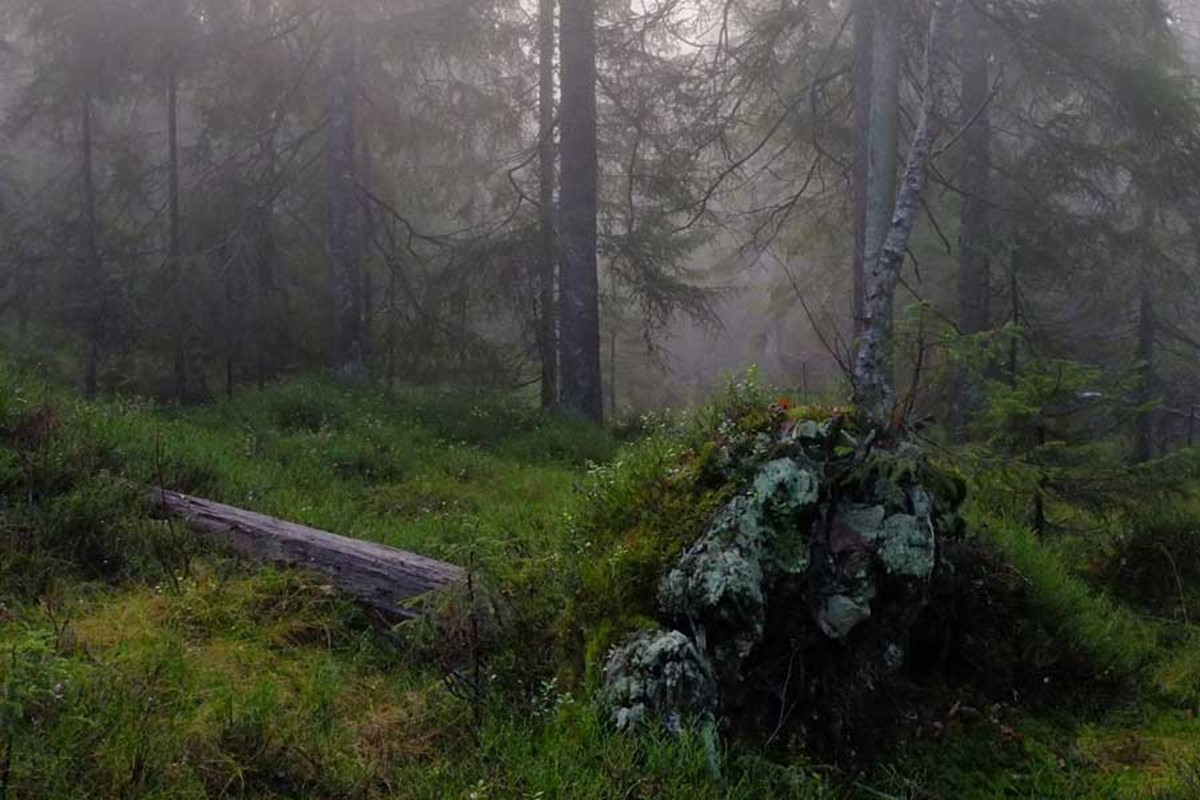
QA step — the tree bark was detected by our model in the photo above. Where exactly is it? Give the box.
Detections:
[329,2,367,383]
[952,1,992,426]
[851,0,900,403]
[538,0,559,410]
[1134,201,1157,463]
[1135,290,1156,462]
[249,0,280,388]
[558,0,603,423]
[853,0,959,422]
[251,131,279,388]
[851,0,875,334]
[862,0,900,321]
[1007,245,1021,385]
[80,82,101,400]
[168,61,189,403]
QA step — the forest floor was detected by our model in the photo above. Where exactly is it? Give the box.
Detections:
[3,367,1200,798]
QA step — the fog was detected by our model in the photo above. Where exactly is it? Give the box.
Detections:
[0,0,1196,435]
[7,2,1200,794]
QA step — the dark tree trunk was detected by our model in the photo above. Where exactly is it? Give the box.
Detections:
[329,2,367,383]
[853,0,959,422]
[951,2,992,427]
[851,0,874,334]
[863,0,899,313]
[80,84,101,400]
[249,0,278,388]
[1187,401,1195,449]
[537,0,559,410]
[956,4,991,337]
[252,136,278,388]
[1135,290,1156,463]
[217,237,238,399]
[1007,244,1022,386]
[168,63,189,403]
[1033,423,1048,536]
[385,262,398,391]
[558,0,602,423]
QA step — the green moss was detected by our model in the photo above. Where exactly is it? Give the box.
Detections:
[5,361,1200,796]
[595,386,968,739]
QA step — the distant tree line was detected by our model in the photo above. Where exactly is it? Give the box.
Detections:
[0,0,1198,453]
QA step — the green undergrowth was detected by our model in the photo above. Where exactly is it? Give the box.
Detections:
[1,363,618,574]
[0,363,839,798]
[7,362,1200,796]
[0,561,846,799]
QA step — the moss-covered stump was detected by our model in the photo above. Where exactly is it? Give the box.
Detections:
[597,403,967,760]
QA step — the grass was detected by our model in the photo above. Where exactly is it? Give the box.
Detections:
[83,378,617,565]
[7,363,1200,797]
[971,514,1158,678]
[0,366,840,798]
[0,566,836,798]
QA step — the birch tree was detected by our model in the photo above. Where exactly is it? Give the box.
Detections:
[853,0,959,423]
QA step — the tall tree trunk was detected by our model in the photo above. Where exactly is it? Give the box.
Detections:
[1007,246,1021,386]
[252,133,278,388]
[537,0,558,410]
[853,0,959,423]
[329,2,366,383]
[952,2,992,426]
[851,0,899,399]
[168,62,188,403]
[1135,290,1156,462]
[861,0,900,333]
[558,0,602,422]
[80,83,101,400]
[249,0,278,388]
[360,130,375,371]
[851,0,875,334]
[224,249,236,399]
[1134,202,1157,463]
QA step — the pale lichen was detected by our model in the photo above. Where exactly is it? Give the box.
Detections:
[874,514,936,578]
[659,458,819,662]
[817,594,873,639]
[832,500,935,580]
[600,413,962,736]
[601,629,718,730]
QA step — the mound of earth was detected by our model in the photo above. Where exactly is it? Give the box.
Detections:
[594,404,1090,760]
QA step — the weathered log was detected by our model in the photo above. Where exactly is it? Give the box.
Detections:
[148,489,464,616]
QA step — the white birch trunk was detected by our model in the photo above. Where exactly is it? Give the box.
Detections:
[854,0,960,422]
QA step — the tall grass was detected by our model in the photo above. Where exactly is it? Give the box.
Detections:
[975,515,1158,677]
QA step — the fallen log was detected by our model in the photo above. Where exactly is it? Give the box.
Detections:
[148,489,465,616]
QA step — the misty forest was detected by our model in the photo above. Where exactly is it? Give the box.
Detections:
[7,0,1200,796]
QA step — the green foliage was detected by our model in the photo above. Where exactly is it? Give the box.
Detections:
[952,347,1195,539]
[566,435,737,660]
[7,362,1200,796]
[973,515,1156,678]
[1098,496,1200,622]
[562,370,981,752]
